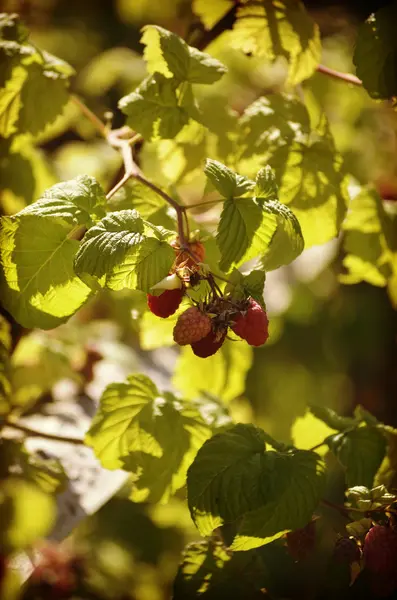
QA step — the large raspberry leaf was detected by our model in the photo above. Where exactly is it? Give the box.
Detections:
[230,0,321,86]
[0,176,105,329]
[214,166,304,272]
[141,25,226,84]
[85,374,211,503]
[187,423,325,550]
[269,139,349,248]
[74,209,175,293]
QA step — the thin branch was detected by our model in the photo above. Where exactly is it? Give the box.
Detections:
[316,64,362,87]
[106,172,133,200]
[185,198,224,210]
[4,420,85,446]
[70,94,108,136]
[309,441,328,453]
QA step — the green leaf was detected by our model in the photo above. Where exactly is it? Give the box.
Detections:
[0,315,11,415]
[269,140,348,247]
[173,540,266,599]
[341,187,397,288]
[141,25,227,84]
[255,166,278,199]
[204,158,255,199]
[328,427,387,489]
[119,73,191,140]
[74,210,175,293]
[231,0,321,86]
[192,0,234,30]
[187,423,325,550]
[0,45,74,137]
[0,13,29,44]
[0,477,55,553]
[0,175,105,328]
[173,339,252,403]
[85,374,210,503]
[238,94,311,164]
[217,194,304,273]
[353,4,397,99]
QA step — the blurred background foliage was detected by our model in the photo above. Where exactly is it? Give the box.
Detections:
[1,0,397,598]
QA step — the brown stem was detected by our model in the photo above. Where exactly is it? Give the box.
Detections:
[185,198,224,210]
[316,64,362,87]
[4,420,85,445]
[70,94,108,136]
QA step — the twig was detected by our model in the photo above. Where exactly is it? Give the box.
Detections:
[4,420,85,445]
[185,198,224,211]
[70,94,108,136]
[309,441,328,453]
[316,64,362,87]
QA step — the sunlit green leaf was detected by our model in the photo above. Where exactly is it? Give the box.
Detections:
[0,176,106,328]
[74,210,175,293]
[225,268,267,308]
[141,25,226,84]
[173,338,252,403]
[231,0,321,86]
[85,374,211,503]
[119,74,191,140]
[187,423,325,550]
[341,187,397,288]
[192,0,234,30]
[204,158,255,199]
[0,315,11,415]
[0,477,55,553]
[270,140,348,247]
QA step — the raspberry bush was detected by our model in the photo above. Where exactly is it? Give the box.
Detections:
[1,3,397,600]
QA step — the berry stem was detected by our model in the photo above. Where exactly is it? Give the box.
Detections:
[316,64,362,87]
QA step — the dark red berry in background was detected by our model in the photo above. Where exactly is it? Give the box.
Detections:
[232,298,269,347]
[147,287,184,318]
[191,329,226,358]
[363,525,397,574]
[286,520,316,561]
[333,536,361,564]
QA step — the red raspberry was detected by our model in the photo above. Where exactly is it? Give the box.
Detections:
[191,329,226,358]
[231,298,269,347]
[171,238,205,269]
[147,288,184,318]
[333,536,361,564]
[363,525,397,574]
[286,520,316,561]
[173,307,211,346]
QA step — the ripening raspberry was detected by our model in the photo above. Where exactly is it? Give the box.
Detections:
[363,525,397,574]
[232,298,269,347]
[171,238,205,269]
[147,288,184,318]
[191,329,226,358]
[286,520,316,561]
[173,306,212,346]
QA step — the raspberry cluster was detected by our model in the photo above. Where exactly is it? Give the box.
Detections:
[146,237,270,358]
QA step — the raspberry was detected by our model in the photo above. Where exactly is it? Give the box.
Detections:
[191,329,226,358]
[147,288,184,318]
[173,307,211,346]
[171,238,205,269]
[286,520,316,561]
[333,536,361,564]
[363,525,397,574]
[231,298,269,347]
